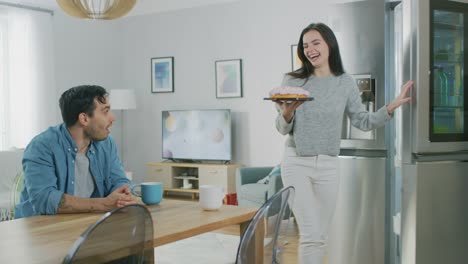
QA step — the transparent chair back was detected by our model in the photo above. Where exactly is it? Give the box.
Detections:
[63,204,154,264]
[236,186,295,264]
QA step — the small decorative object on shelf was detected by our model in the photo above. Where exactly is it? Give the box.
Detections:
[224,193,238,206]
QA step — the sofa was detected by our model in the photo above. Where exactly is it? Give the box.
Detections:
[236,166,283,208]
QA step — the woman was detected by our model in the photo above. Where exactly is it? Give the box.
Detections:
[272,22,412,263]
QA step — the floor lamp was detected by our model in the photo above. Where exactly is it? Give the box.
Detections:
[109,89,136,178]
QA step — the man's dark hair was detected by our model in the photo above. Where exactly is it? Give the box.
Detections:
[288,22,345,80]
[59,85,108,127]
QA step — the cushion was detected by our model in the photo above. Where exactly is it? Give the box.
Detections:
[256,165,281,184]
[239,184,269,205]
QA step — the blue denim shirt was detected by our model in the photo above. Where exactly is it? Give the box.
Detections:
[15,124,131,218]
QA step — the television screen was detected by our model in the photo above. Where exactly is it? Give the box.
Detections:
[162,109,232,162]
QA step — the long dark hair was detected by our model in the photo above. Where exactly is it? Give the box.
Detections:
[287,23,345,80]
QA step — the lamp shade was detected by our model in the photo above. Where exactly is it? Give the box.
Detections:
[56,0,136,20]
[110,89,136,110]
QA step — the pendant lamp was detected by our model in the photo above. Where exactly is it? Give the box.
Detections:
[57,0,136,20]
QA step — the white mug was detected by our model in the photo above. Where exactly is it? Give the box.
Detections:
[199,185,225,211]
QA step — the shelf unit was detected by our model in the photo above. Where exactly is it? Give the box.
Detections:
[146,162,242,199]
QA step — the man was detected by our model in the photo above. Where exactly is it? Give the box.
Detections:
[15,85,135,218]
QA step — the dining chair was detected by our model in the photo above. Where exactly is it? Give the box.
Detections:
[0,148,23,221]
[235,186,295,264]
[63,204,154,264]
[9,170,24,219]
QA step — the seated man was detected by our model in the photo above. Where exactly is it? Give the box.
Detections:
[15,85,135,218]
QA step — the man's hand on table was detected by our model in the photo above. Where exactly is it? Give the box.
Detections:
[103,185,137,210]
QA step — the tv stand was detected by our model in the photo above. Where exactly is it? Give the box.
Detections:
[163,159,231,165]
[146,162,242,199]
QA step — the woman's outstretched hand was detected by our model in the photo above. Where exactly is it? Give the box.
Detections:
[386,80,413,115]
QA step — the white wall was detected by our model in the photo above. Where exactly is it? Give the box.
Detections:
[53,11,125,151]
[53,0,375,183]
[54,12,123,93]
[118,0,337,183]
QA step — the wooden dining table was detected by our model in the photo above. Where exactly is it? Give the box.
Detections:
[0,199,262,263]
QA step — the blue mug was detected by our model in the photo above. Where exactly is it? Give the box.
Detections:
[131,182,163,205]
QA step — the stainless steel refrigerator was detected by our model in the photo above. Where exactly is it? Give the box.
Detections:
[326,1,389,264]
[389,0,468,264]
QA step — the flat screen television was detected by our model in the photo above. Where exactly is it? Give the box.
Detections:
[162,109,232,162]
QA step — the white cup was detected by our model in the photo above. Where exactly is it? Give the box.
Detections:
[199,185,225,211]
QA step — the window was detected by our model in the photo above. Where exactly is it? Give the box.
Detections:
[0,7,57,151]
[0,17,8,150]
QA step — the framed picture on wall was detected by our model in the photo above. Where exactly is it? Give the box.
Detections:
[215,59,243,98]
[291,44,302,71]
[151,57,174,93]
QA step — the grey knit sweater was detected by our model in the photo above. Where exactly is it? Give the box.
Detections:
[275,73,392,156]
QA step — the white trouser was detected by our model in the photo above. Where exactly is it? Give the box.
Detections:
[281,147,340,264]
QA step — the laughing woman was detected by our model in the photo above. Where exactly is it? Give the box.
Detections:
[270,22,412,264]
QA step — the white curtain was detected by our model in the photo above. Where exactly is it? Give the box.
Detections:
[0,6,57,150]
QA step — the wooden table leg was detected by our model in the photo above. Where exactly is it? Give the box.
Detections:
[240,219,264,263]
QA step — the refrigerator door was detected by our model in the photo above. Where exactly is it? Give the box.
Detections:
[401,161,468,264]
[396,3,468,264]
[328,156,386,264]
[407,0,468,154]
[331,0,386,150]
[328,1,388,264]
[430,0,467,141]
